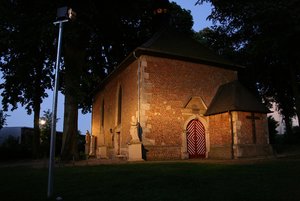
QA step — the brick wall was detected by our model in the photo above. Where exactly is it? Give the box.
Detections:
[207,113,233,159]
[236,112,269,145]
[92,60,139,157]
[92,54,238,160]
[141,56,237,159]
[235,112,272,157]
[144,145,181,160]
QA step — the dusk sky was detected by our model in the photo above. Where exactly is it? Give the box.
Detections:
[2,1,213,134]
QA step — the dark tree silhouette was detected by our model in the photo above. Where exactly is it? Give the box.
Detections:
[195,0,300,130]
[0,0,57,157]
[1,0,194,160]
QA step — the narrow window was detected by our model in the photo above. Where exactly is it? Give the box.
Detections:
[101,99,104,127]
[117,86,122,124]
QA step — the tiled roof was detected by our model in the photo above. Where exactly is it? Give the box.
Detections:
[205,80,270,115]
[135,28,243,70]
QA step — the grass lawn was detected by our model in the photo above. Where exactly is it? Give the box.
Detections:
[0,159,300,201]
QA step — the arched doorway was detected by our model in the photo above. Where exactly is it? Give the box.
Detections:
[186,119,206,158]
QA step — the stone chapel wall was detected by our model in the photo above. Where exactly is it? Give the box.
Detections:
[206,111,272,159]
[141,56,237,160]
[235,112,272,157]
[92,54,241,160]
[207,113,233,159]
[92,60,139,158]
[236,112,269,144]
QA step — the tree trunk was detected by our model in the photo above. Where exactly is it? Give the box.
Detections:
[32,103,41,158]
[283,116,292,136]
[60,45,84,161]
[61,95,79,160]
[289,66,300,126]
[32,59,43,158]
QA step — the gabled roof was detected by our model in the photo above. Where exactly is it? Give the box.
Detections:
[205,80,270,116]
[92,28,243,96]
[134,28,243,70]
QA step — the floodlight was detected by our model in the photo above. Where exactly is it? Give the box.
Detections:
[56,6,76,21]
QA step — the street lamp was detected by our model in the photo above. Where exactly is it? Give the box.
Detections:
[47,6,76,199]
[56,6,76,22]
[39,118,46,129]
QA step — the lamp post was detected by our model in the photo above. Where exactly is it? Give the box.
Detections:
[47,6,76,198]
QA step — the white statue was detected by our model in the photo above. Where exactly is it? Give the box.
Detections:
[130,116,140,143]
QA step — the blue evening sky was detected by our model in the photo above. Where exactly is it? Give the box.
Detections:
[2,1,213,133]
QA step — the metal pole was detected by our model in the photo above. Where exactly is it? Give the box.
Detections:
[47,20,64,198]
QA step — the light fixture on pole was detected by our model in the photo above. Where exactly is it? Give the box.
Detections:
[39,117,46,127]
[47,6,76,199]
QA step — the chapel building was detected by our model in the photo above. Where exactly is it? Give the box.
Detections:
[90,27,273,161]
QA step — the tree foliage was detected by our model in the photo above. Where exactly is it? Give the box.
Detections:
[55,0,194,160]
[67,1,194,113]
[0,0,55,112]
[196,0,300,131]
[0,0,58,156]
[0,0,193,160]
[0,110,8,129]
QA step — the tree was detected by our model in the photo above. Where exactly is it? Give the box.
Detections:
[0,110,8,129]
[0,0,57,157]
[0,0,193,160]
[268,116,278,144]
[195,0,300,128]
[59,0,194,160]
[39,109,57,157]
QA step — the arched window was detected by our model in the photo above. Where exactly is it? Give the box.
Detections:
[101,99,104,127]
[117,86,122,124]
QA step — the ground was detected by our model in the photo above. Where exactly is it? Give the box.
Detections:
[1,152,300,201]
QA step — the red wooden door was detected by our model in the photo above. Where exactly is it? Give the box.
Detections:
[186,119,206,158]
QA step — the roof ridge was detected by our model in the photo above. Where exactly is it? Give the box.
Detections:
[139,28,243,70]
